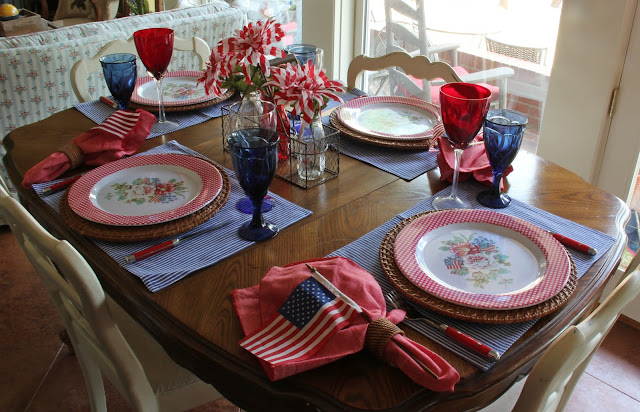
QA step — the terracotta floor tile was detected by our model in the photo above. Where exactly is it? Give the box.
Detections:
[0,345,62,412]
[0,228,64,348]
[565,373,640,412]
[27,350,133,412]
[585,321,640,401]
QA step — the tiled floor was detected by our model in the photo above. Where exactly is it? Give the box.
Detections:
[1,226,639,411]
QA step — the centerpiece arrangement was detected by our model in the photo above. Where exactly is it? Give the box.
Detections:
[198,18,345,187]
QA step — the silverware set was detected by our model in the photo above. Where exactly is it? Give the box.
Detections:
[386,290,501,361]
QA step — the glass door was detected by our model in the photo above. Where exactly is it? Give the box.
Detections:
[361,0,562,154]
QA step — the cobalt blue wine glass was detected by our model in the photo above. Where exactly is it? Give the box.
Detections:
[288,44,324,69]
[227,101,280,241]
[100,53,137,110]
[477,109,528,208]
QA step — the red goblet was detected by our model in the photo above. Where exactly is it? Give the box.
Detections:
[133,28,178,132]
[432,83,492,210]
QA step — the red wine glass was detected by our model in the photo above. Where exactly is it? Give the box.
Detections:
[133,28,178,132]
[432,83,492,210]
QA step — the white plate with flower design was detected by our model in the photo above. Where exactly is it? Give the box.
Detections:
[131,70,217,107]
[336,96,442,140]
[67,154,223,226]
[393,209,572,310]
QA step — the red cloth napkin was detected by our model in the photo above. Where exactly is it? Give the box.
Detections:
[437,135,512,189]
[232,256,460,392]
[22,109,155,188]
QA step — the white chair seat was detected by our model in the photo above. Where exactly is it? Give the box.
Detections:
[107,297,221,410]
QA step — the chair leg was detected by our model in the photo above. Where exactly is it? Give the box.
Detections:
[59,329,75,354]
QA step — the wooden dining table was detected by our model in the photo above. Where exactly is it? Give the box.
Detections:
[2,107,629,411]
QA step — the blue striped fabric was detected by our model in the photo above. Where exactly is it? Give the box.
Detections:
[32,140,312,293]
[75,100,213,139]
[324,92,438,180]
[328,180,616,371]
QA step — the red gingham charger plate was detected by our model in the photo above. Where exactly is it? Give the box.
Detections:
[336,96,442,141]
[68,154,223,226]
[131,70,220,107]
[393,209,572,310]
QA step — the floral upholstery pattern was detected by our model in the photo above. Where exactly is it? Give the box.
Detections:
[0,2,246,214]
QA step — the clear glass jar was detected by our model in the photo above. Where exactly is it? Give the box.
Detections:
[296,115,326,180]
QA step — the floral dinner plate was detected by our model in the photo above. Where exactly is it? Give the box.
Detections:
[393,209,572,310]
[68,154,223,226]
[131,70,219,107]
[337,96,442,140]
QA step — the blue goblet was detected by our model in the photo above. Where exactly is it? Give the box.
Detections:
[477,109,528,208]
[288,44,324,69]
[100,53,137,110]
[227,101,280,241]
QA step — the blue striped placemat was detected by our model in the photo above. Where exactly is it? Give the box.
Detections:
[324,92,438,180]
[32,140,313,293]
[75,100,212,139]
[329,180,616,371]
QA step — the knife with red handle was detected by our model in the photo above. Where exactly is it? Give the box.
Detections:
[125,219,233,263]
[548,231,597,256]
[41,174,83,195]
[420,317,501,361]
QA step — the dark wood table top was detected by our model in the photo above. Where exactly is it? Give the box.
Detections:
[2,108,629,411]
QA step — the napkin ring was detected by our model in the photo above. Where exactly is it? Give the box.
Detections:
[365,317,404,360]
[57,144,84,169]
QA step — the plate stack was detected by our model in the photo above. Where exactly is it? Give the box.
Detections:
[127,70,235,112]
[330,96,444,149]
[61,154,230,243]
[380,209,578,323]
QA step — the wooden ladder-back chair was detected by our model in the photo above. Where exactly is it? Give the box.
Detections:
[71,36,211,103]
[0,185,223,412]
[376,0,514,108]
[481,268,640,412]
[347,51,462,94]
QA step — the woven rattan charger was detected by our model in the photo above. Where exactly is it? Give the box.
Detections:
[329,111,438,150]
[128,89,236,113]
[379,211,578,324]
[59,158,231,243]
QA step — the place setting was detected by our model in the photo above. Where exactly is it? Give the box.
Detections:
[74,27,237,139]
[323,83,617,370]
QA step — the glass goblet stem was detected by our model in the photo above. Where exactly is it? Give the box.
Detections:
[450,148,464,200]
[155,76,168,123]
[250,196,266,229]
[489,170,503,197]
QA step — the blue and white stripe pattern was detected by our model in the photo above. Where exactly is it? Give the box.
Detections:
[75,100,213,139]
[33,141,313,293]
[328,180,616,371]
[324,92,438,180]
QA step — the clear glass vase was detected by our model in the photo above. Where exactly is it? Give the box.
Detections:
[296,116,326,181]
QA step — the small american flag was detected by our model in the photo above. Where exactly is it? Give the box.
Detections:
[239,275,359,365]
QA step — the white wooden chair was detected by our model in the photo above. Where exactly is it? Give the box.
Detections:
[373,0,514,108]
[71,36,211,102]
[0,184,223,412]
[480,268,640,412]
[347,51,462,93]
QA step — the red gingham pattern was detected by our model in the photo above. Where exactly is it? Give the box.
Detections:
[393,209,572,310]
[68,154,223,226]
[336,96,442,140]
[131,71,218,107]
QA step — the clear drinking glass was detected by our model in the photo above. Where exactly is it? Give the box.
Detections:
[432,83,492,210]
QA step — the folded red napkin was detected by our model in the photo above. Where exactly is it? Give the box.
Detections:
[437,135,512,189]
[22,109,155,188]
[232,256,460,392]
